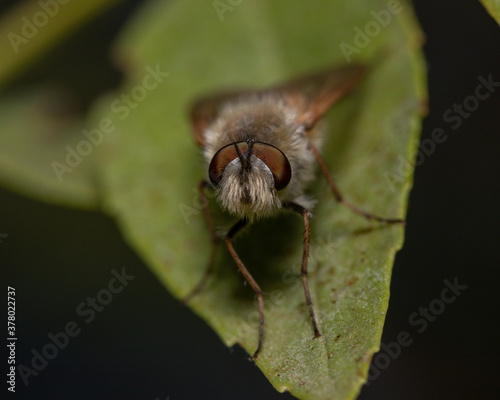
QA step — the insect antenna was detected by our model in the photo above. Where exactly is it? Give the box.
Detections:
[234,139,255,171]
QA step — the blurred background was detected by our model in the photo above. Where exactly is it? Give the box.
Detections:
[1,0,499,399]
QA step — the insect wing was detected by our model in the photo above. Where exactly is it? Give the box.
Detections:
[189,64,365,145]
[274,64,366,132]
[190,90,253,146]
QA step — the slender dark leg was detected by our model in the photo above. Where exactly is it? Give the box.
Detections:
[308,140,405,225]
[225,219,265,359]
[183,181,219,304]
[285,202,322,339]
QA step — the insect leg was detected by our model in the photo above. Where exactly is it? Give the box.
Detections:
[225,218,265,360]
[183,181,219,304]
[285,202,322,339]
[308,140,405,225]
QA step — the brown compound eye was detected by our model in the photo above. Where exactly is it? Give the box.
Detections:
[251,143,291,191]
[208,141,291,191]
[209,142,247,186]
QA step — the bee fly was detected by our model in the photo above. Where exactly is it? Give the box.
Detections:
[184,64,404,359]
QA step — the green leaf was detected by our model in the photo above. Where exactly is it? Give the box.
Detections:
[90,0,427,398]
[480,0,500,25]
[0,0,126,208]
[0,87,99,208]
[0,0,122,90]
[0,0,426,398]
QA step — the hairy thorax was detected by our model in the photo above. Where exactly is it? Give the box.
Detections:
[202,94,323,219]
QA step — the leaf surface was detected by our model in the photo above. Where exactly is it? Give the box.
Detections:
[2,0,427,398]
[0,87,99,208]
[480,0,500,24]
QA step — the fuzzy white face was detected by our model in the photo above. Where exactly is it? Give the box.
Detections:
[208,139,293,221]
[216,155,282,220]
[202,97,323,221]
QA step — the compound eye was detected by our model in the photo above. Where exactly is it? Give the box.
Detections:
[251,143,292,191]
[208,141,291,190]
[208,142,248,186]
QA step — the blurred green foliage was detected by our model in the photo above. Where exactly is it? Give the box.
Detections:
[0,1,426,399]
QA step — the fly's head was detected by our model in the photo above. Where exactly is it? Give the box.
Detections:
[209,138,292,220]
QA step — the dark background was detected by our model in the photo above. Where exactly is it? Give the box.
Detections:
[1,1,499,399]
